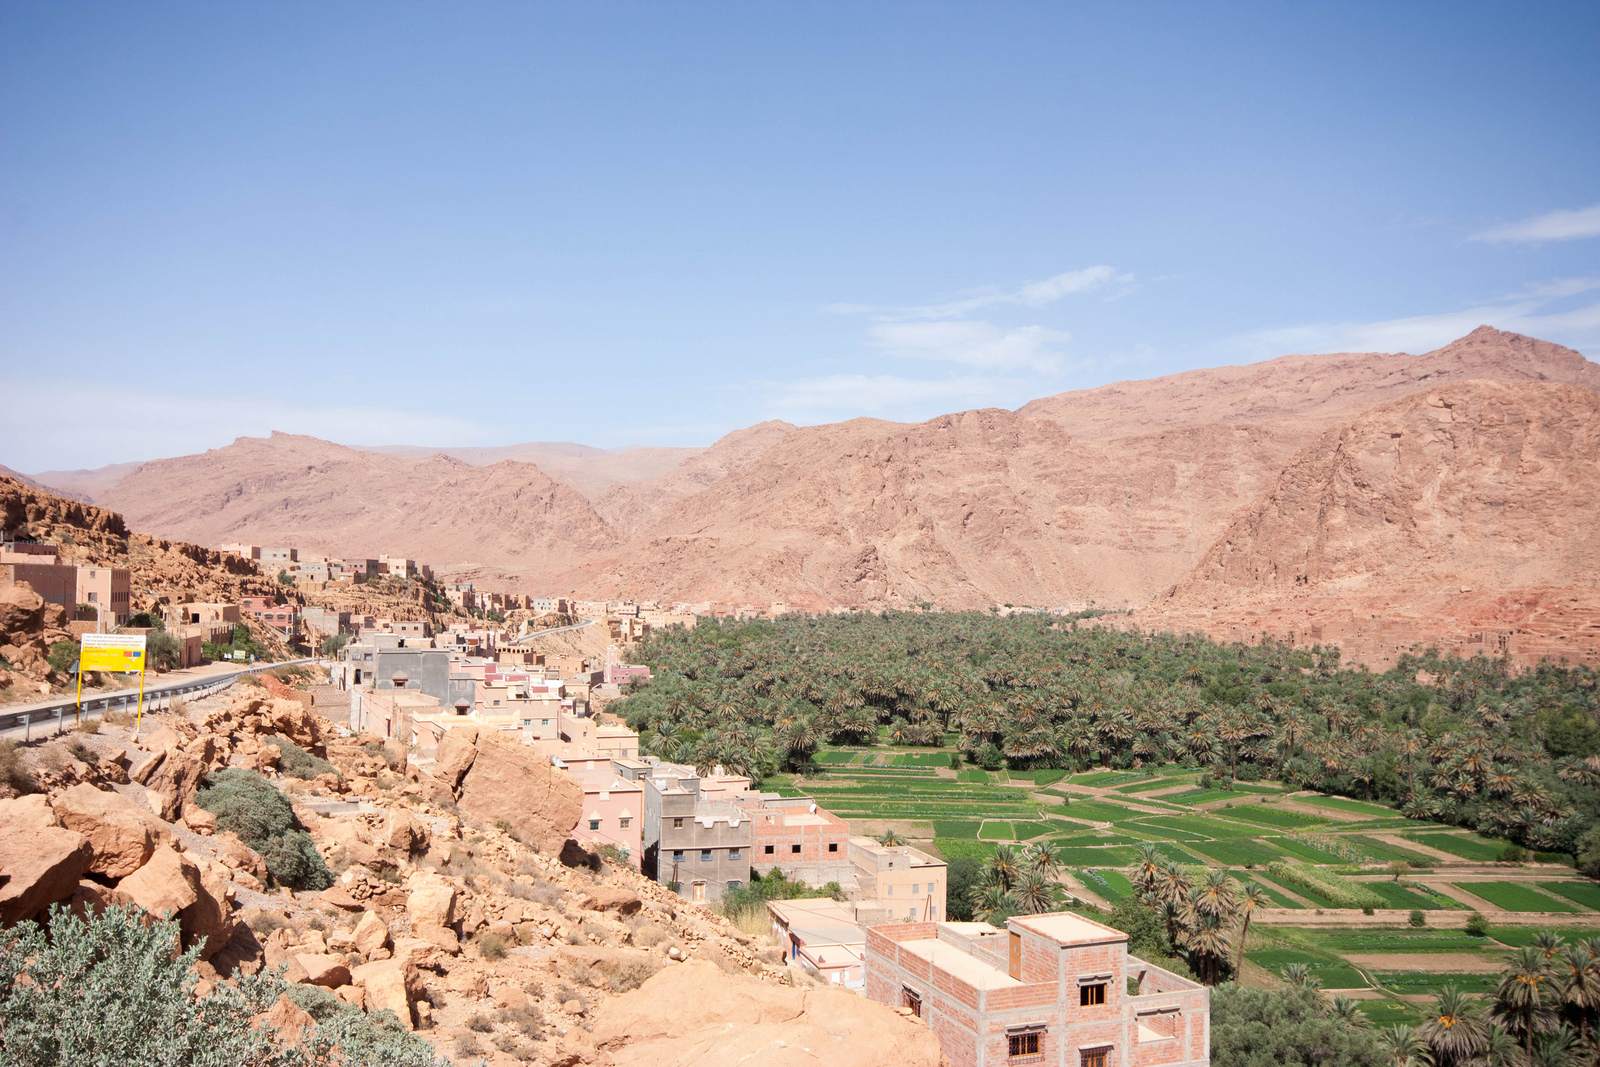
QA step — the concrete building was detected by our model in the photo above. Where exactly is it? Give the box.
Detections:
[748,795,853,884]
[1,560,78,617]
[635,760,752,904]
[258,547,299,571]
[767,896,891,989]
[166,601,241,645]
[866,912,1209,1067]
[556,753,644,867]
[75,565,130,625]
[850,836,948,922]
[240,595,296,638]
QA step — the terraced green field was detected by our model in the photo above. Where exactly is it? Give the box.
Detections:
[1455,881,1580,913]
[783,752,1590,1002]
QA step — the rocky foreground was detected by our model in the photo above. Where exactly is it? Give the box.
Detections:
[0,676,944,1066]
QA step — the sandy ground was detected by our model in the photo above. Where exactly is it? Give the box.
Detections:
[1342,952,1509,972]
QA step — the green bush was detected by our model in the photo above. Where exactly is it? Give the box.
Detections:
[270,735,336,780]
[1408,909,1426,928]
[0,905,294,1066]
[1465,912,1489,937]
[195,769,331,890]
[47,640,78,675]
[285,984,444,1066]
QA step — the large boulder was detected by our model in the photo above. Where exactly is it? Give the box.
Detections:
[431,724,479,790]
[590,959,947,1067]
[51,783,166,878]
[0,582,45,637]
[145,735,220,821]
[0,826,92,923]
[295,953,352,989]
[0,794,57,831]
[114,848,233,959]
[352,909,391,959]
[351,957,421,1030]
[405,871,458,949]
[454,733,581,853]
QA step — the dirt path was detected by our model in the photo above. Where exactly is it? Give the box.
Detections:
[1343,952,1507,972]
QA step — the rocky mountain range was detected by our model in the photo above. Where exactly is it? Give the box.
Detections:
[20,326,1600,666]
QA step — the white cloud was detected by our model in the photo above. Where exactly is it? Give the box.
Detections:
[1472,203,1600,244]
[867,320,1071,372]
[828,265,1133,321]
[763,373,1033,421]
[0,382,503,472]
[1230,280,1600,360]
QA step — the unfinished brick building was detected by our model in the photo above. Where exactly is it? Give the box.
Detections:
[865,912,1209,1067]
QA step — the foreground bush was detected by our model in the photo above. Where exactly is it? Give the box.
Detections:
[0,905,444,1067]
[269,735,336,780]
[0,904,294,1066]
[195,768,332,890]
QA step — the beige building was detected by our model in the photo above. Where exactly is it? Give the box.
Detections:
[75,565,130,625]
[849,835,948,922]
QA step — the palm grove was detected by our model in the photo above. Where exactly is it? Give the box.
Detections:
[615,613,1600,867]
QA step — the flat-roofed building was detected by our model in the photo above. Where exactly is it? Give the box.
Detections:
[748,795,854,885]
[850,835,948,923]
[767,896,891,989]
[555,753,644,867]
[1,560,78,617]
[636,760,752,904]
[75,565,131,625]
[866,912,1210,1067]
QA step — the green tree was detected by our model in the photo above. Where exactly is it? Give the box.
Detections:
[47,639,77,675]
[1417,988,1490,1067]
[1209,983,1385,1067]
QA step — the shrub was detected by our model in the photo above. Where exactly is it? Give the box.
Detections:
[1498,844,1528,864]
[47,640,78,675]
[1408,909,1426,928]
[478,932,508,960]
[287,982,444,1065]
[0,740,38,795]
[0,905,293,1066]
[195,769,332,890]
[1465,913,1489,937]
[269,735,335,780]
[73,719,101,735]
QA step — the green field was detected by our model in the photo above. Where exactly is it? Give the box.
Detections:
[1295,795,1401,818]
[1210,803,1330,830]
[1486,926,1600,948]
[1403,832,1510,862]
[1373,971,1500,995]
[1363,880,1456,910]
[1456,881,1580,913]
[1246,947,1366,989]
[1184,838,1291,866]
[1537,881,1600,910]
[1075,868,1135,902]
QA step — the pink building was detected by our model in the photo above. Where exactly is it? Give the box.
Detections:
[557,753,643,867]
[866,913,1209,1067]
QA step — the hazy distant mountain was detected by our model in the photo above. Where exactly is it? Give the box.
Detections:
[26,326,1600,666]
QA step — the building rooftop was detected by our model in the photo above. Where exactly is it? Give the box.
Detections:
[898,937,1020,991]
[1010,911,1128,946]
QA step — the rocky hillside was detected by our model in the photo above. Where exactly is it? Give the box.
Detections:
[0,681,944,1066]
[22,327,1600,664]
[90,433,616,577]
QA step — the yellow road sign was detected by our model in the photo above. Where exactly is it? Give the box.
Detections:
[79,632,147,673]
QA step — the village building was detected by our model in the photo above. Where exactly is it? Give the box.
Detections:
[766,896,893,989]
[631,760,752,904]
[553,753,644,867]
[849,835,948,922]
[75,565,131,625]
[165,601,241,646]
[746,795,853,885]
[0,555,78,617]
[240,595,297,639]
[865,912,1210,1067]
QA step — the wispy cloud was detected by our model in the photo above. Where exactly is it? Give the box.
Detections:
[867,320,1071,372]
[828,265,1133,321]
[762,372,1035,421]
[1229,278,1600,359]
[1472,203,1600,244]
[0,382,502,472]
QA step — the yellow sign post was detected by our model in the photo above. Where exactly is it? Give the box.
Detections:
[78,633,149,733]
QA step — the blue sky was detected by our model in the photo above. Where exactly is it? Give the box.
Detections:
[3,1,1598,471]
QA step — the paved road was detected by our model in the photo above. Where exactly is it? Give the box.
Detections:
[0,658,316,742]
[516,616,597,640]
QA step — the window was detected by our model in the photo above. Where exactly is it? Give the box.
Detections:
[673,818,685,829]
[700,849,713,863]
[619,816,631,829]
[901,987,921,1018]
[1081,1048,1109,1067]
[729,848,741,859]
[791,844,802,854]
[726,880,742,891]
[671,850,684,864]
[588,819,601,831]
[763,844,775,855]
[1080,983,1107,1007]
[827,842,838,853]
[1008,1031,1043,1061]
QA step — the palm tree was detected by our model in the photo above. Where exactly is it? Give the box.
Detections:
[1419,987,1490,1067]
[1526,1026,1579,1067]
[1181,908,1231,985]
[1330,996,1367,1028]
[968,881,1013,924]
[1131,844,1164,896]
[1375,1025,1423,1067]
[1281,962,1319,989]
[1554,944,1600,1045]
[1025,841,1061,880]
[987,845,1021,892]
[877,829,905,847]
[1492,947,1557,1056]
[1233,884,1267,975]
[1532,930,1565,962]
[1013,870,1063,915]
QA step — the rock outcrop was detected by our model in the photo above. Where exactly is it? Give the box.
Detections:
[0,826,92,924]
[447,732,582,854]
